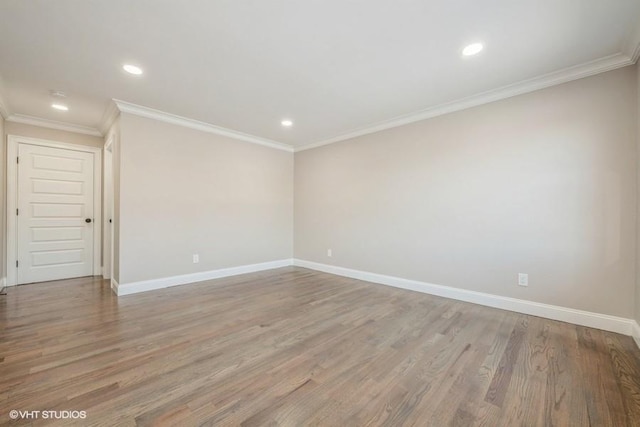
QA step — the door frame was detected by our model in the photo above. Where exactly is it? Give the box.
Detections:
[102,136,114,280]
[6,135,103,286]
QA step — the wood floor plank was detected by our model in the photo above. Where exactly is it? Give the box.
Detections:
[576,326,630,427]
[1,267,639,426]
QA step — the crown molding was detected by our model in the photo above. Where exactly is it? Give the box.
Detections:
[295,52,634,152]
[6,114,103,137]
[111,99,294,153]
[99,100,120,135]
[622,15,640,63]
[631,44,640,64]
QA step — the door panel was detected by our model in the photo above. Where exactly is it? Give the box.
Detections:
[32,154,84,172]
[17,144,95,284]
[32,249,83,266]
[32,227,83,242]
[31,203,85,218]
[32,179,84,195]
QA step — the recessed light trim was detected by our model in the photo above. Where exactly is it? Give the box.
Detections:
[123,64,143,75]
[462,43,484,57]
[281,119,293,127]
[51,103,69,111]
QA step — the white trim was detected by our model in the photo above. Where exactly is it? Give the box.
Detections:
[632,322,640,350]
[293,259,635,336]
[627,37,640,64]
[99,101,120,136]
[295,53,634,152]
[7,114,102,137]
[110,278,119,295]
[6,136,17,285]
[0,277,5,287]
[115,259,293,296]
[102,135,114,280]
[104,137,113,151]
[6,135,102,286]
[111,99,294,153]
[622,15,640,63]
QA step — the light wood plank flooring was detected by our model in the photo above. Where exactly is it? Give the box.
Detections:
[1,267,640,426]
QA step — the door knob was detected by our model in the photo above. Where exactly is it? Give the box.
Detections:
[85,218,92,223]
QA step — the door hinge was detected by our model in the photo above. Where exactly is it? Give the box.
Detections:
[16,208,18,216]
[16,260,18,268]
[16,156,19,164]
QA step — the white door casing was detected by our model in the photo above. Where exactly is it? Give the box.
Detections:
[6,136,102,286]
[103,137,114,280]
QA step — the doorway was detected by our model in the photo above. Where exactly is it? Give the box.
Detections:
[6,136,102,286]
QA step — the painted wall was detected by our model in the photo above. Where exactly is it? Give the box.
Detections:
[0,114,4,281]
[4,122,103,148]
[636,61,640,324]
[295,66,637,318]
[2,121,104,283]
[117,113,293,284]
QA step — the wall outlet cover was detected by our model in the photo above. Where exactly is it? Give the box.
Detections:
[518,273,528,287]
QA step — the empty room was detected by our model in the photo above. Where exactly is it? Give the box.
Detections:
[1,1,640,426]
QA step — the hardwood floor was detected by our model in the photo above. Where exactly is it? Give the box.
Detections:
[1,267,640,426]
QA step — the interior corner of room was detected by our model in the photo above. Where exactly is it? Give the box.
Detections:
[3,64,640,340]
[1,2,640,424]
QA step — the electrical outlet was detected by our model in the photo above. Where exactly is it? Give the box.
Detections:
[327,249,332,257]
[193,254,199,264]
[518,273,528,287]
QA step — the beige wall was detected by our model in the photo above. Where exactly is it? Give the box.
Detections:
[2,121,104,282]
[5,121,103,148]
[0,67,637,323]
[295,66,637,318]
[0,114,4,280]
[117,113,293,284]
[636,61,640,323]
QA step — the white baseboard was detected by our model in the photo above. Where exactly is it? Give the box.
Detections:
[293,259,635,336]
[110,278,119,295]
[108,256,638,343]
[632,321,640,349]
[0,277,5,287]
[115,259,293,296]
[3,277,16,287]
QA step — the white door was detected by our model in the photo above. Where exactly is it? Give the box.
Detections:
[17,143,95,284]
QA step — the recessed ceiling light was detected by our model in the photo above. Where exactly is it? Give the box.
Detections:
[51,103,69,111]
[462,43,484,57]
[281,119,293,127]
[123,64,143,75]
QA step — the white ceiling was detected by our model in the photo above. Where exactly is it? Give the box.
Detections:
[0,1,639,148]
